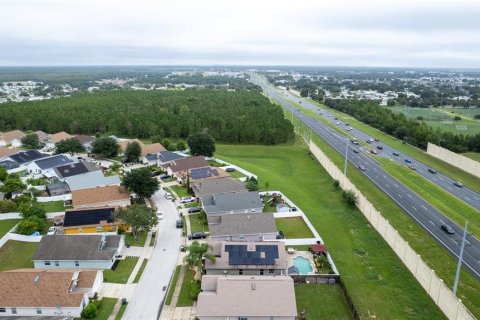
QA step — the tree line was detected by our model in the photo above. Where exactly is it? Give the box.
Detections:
[0,89,294,145]
[324,99,480,153]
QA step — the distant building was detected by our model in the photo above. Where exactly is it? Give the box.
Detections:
[209,213,278,242]
[0,130,25,147]
[27,155,74,176]
[8,150,48,166]
[53,162,99,179]
[201,191,263,218]
[157,151,185,165]
[191,177,247,198]
[65,171,121,191]
[71,185,130,208]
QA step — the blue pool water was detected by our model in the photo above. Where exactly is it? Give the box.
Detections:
[292,256,313,274]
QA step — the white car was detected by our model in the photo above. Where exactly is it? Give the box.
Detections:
[47,226,56,235]
[180,196,195,203]
[164,192,173,200]
[156,211,164,220]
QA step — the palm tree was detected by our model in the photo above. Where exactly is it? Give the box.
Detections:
[185,241,216,268]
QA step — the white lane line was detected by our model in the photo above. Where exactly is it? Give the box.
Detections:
[412,206,418,211]
[394,183,399,187]
[407,194,412,198]
[386,184,390,188]
[429,220,435,226]
[421,205,427,210]
[383,175,387,178]
[447,187,453,191]
[465,196,471,201]
[398,194,403,198]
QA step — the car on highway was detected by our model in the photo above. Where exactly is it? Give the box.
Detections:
[376,145,383,150]
[353,149,359,153]
[393,152,400,156]
[335,121,341,125]
[370,149,378,155]
[351,139,359,145]
[453,181,464,188]
[164,192,173,200]
[188,206,201,213]
[358,165,366,171]
[156,211,164,220]
[441,223,455,235]
[366,140,372,144]
[374,138,380,142]
[176,219,183,229]
[404,159,412,163]
[345,126,353,131]
[368,138,374,143]
[408,165,416,170]
[180,196,195,203]
[428,168,437,174]
[188,232,207,240]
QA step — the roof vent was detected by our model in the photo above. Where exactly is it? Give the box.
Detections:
[34,275,39,284]
[211,196,215,205]
[251,282,256,290]
[100,234,107,250]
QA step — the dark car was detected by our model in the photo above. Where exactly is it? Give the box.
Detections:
[188,206,201,213]
[151,170,161,177]
[160,174,171,179]
[404,158,412,163]
[353,149,359,153]
[188,232,207,240]
[428,168,437,174]
[376,145,383,150]
[276,231,285,239]
[225,167,236,172]
[358,165,366,171]
[453,181,464,188]
[441,223,455,235]
[176,219,183,229]
[393,152,400,156]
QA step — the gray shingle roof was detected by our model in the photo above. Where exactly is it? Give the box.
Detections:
[209,213,277,237]
[34,155,74,170]
[33,235,121,261]
[65,171,121,191]
[201,191,262,214]
[158,151,185,163]
[192,177,247,197]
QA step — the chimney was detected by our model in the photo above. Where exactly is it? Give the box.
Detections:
[34,275,39,284]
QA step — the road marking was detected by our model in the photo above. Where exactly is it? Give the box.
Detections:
[447,187,453,191]
[383,175,387,178]
[386,184,390,188]
[450,238,457,244]
[465,196,470,201]
[429,220,435,226]
[412,206,418,211]
[398,194,403,198]
[421,205,427,210]
[407,194,412,198]
[394,183,398,187]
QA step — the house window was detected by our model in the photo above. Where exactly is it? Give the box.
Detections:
[75,261,80,267]
[259,269,264,275]
[36,308,42,314]
[239,269,243,275]
[55,261,60,267]
[269,269,275,274]
[96,226,103,232]
[11,308,17,314]
[44,261,51,266]
[0,308,6,313]
[239,317,248,320]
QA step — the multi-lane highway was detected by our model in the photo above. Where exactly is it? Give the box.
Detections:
[253,75,480,279]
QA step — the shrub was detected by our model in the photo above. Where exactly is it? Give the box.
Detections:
[342,190,357,206]
[16,216,45,235]
[80,300,99,319]
[454,116,462,121]
[0,200,17,213]
[332,180,340,188]
[189,280,201,301]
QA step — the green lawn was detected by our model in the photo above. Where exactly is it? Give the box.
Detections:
[124,231,147,247]
[227,169,246,179]
[115,301,128,320]
[176,268,196,307]
[170,185,191,198]
[38,200,65,212]
[184,201,199,208]
[295,283,353,320]
[87,298,117,320]
[216,141,446,319]
[463,152,480,162]
[379,158,480,237]
[188,213,208,233]
[207,159,223,167]
[310,132,480,317]
[275,217,314,239]
[103,257,139,284]
[165,265,182,305]
[0,219,19,238]
[0,240,39,271]
[133,259,148,283]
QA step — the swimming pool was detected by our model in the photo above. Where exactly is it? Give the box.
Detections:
[292,256,313,274]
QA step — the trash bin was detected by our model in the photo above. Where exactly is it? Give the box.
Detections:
[126,243,131,248]
[121,298,127,305]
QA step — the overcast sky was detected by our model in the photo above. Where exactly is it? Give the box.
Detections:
[2,0,480,67]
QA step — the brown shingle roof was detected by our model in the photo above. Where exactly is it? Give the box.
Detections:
[169,156,208,173]
[74,134,95,144]
[72,185,130,207]
[118,139,142,151]
[141,143,165,156]
[0,130,25,143]
[0,147,18,159]
[50,131,73,143]
[0,269,98,307]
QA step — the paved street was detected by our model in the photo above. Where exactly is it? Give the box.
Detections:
[122,189,183,320]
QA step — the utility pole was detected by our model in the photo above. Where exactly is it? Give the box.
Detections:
[453,221,468,295]
[344,137,349,176]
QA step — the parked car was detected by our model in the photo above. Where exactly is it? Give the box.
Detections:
[225,167,236,172]
[393,152,400,156]
[188,232,207,240]
[164,192,173,200]
[159,174,171,179]
[353,149,359,153]
[376,145,383,150]
[404,158,412,163]
[358,165,366,171]
[151,170,161,177]
[176,219,183,228]
[188,206,201,213]
[453,181,464,188]
[180,196,195,203]
[47,226,56,235]
[276,231,285,239]
[441,223,455,235]
[156,211,164,220]
[428,168,437,174]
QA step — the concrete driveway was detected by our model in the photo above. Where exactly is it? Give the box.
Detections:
[122,189,183,319]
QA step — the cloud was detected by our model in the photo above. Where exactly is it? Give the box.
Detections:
[1,0,480,67]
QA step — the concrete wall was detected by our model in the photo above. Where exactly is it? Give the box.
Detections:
[37,194,71,202]
[427,143,480,179]
[308,141,475,320]
[0,306,82,317]
[210,232,278,242]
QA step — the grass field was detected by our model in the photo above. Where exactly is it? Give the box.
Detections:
[0,219,19,238]
[103,257,139,284]
[165,265,182,305]
[170,185,191,198]
[227,170,246,179]
[0,240,39,271]
[124,231,148,247]
[176,268,196,307]
[275,217,314,239]
[88,298,117,320]
[295,283,353,320]
[188,213,208,233]
[463,152,480,162]
[443,107,480,119]
[133,259,148,283]
[38,200,64,212]
[115,301,128,320]
[216,141,446,319]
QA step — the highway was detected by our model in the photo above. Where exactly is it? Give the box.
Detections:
[253,76,480,280]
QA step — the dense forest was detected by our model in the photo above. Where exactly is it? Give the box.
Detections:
[0,90,294,145]
[324,99,480,153]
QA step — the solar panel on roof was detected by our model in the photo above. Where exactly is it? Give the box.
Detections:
[63,208,115,227]
[225,244,279,265]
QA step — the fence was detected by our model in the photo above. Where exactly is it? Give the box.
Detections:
[427,143,480,179]
[308,141,475,320]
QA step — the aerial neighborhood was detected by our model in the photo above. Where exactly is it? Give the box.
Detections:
[0,128,334,319]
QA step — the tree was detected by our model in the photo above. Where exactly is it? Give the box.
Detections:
[176,140,186,151]
[81,300,100,319]
[342,190,357,206]
[245,176,259,191]
[474,114,480,120]
[161,138,171,149]
[185,241,215,267]
[122,168,159,199]
[20,203,46,220]
[55,137,85,155]
[115,204,158,240]
[454,116,462,121]
[16,216,45,235]
[92,137,119,158]
[21,133,40,149]
[124,141,141,162]
[0,166,7,182]
[1,175,26,199]
[187,131,215,157]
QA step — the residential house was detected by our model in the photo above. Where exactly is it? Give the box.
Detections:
[53,162,99,180]
[27,155,74,176]
[8,150,49,166]
[71,185,130,208]
[157,150,185,165]
[0,147,18,160]
[33,234,124,269]
[209,213,278,242]
[0,160,19,171]
[34,130,50,146]
[61,207,121,235]
[191,177,247,198]
[143,154,158,166]
[164,156,208,178]
[65,171,121,191]
[0,130,25,147]
[48,131,73,148]
[177,166,230,185]
[0,269,103,317]
[140,143,165,164]
[201,191,263,220]
[197,275,297,320]
[118,138,142,154]
[204,241,288,276]
[46,181,71,196]
[74,134,95,152]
